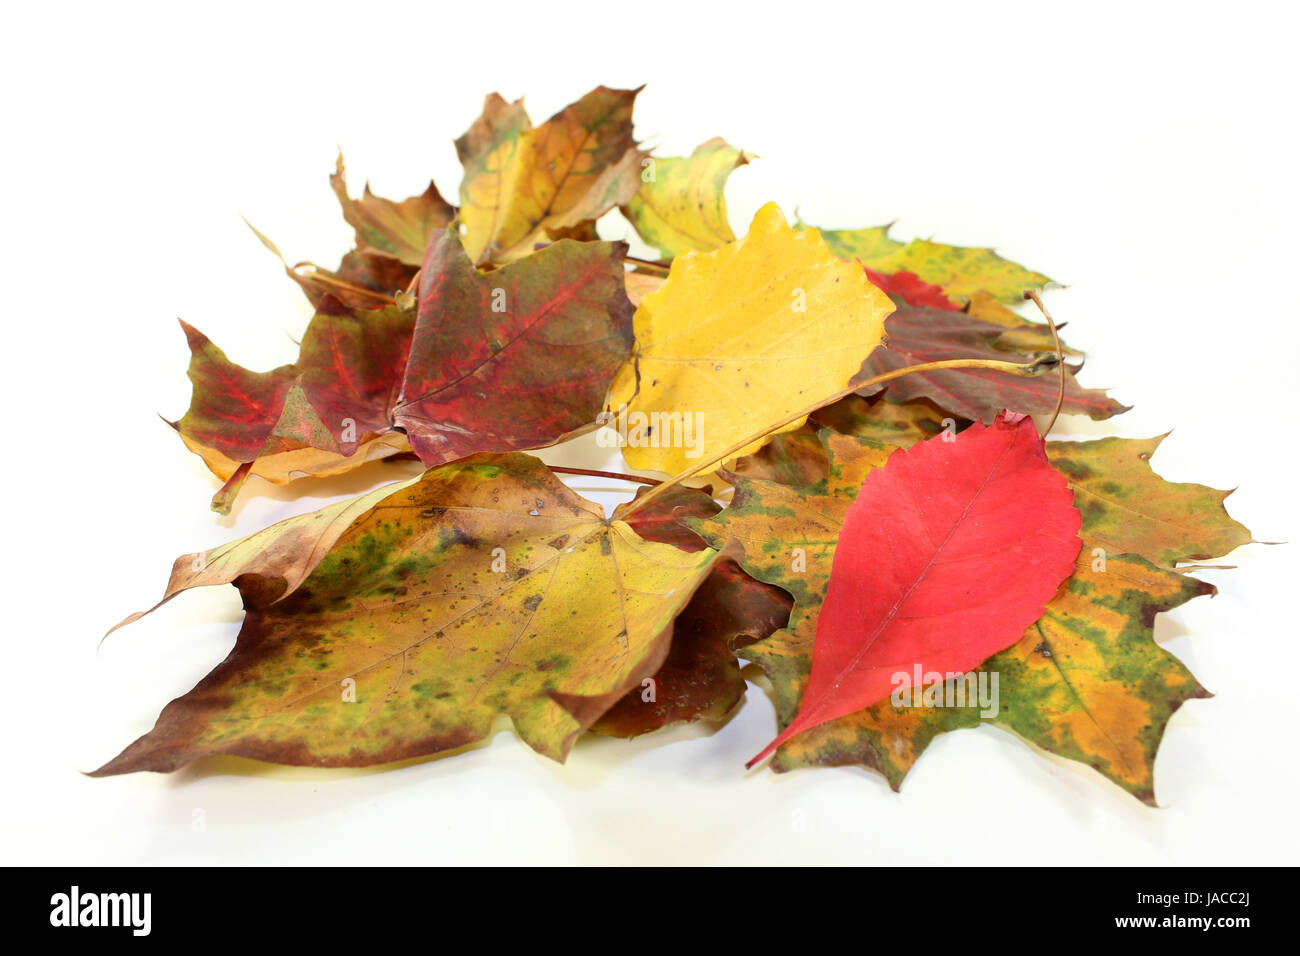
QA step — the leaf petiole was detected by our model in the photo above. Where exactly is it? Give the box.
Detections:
[622,254,670,275]
[1023,289,1067,438]
[549,466,660,487]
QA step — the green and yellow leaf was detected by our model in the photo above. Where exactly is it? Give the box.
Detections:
[93,454,717,774]
[621,137,751,259]
[1049,435,1253,568]
[455,86,646,265]
[809,221,1051,303]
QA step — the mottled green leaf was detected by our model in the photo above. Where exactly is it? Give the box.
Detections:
[985,552,1215,805]
[1049,435,1253,567]
[93,454,718,774]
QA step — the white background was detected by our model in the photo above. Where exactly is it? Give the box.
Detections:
[3,1,1297,865]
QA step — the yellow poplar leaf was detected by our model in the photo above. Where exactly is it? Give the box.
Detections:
[606,202,893,476]
[621,137,752,259]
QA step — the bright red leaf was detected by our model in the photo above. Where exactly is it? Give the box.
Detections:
[748,411,1081,766]
[864,267,961,311]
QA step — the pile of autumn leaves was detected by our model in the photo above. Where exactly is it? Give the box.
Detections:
[94,86,1253,806]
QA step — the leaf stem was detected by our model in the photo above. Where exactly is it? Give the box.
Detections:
[404,268,422,297]
[549,466,660,487]
[623,254,671,275]
[1023,290,1066,437]
[240,216,399,306]
[293,267,397,305]
[616,356,1050,520]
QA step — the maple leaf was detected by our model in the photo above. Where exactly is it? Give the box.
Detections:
[106,476,424,637]
[746,546,1216,804]
[173,306,417,513]
[813,394,953,445]
[1048,435,1253,568]
[620,137,752,260]
[742,413,1082,766]
[391,230,632,464]
[605,202,893,475]
[805,221,900,261]
[92,454,717,775]
[330,151,456,267]
[727,426,829,489]
[456,86,647,265]
[956,291,1084,356]
[592,485,791,737]
[981,552,1215,805]
[869,239,1052,303]
[174,232,633,511]
[806,220,1051,302]
[700,411,1252,800]
[965,290,1022,324]
[731,395,948,488]
[859,305,1128,423]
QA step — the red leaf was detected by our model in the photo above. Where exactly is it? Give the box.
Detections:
[172,229,633,510]
[864,267,961,311]
[749,412,1081,767]
[392,229,634,465]
[858,306,1128,423]
[175,299,415,463]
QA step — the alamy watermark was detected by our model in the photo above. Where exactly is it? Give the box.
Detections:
[49,886,151,936]
[596,406,704,458]
[890,665,1000,718]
